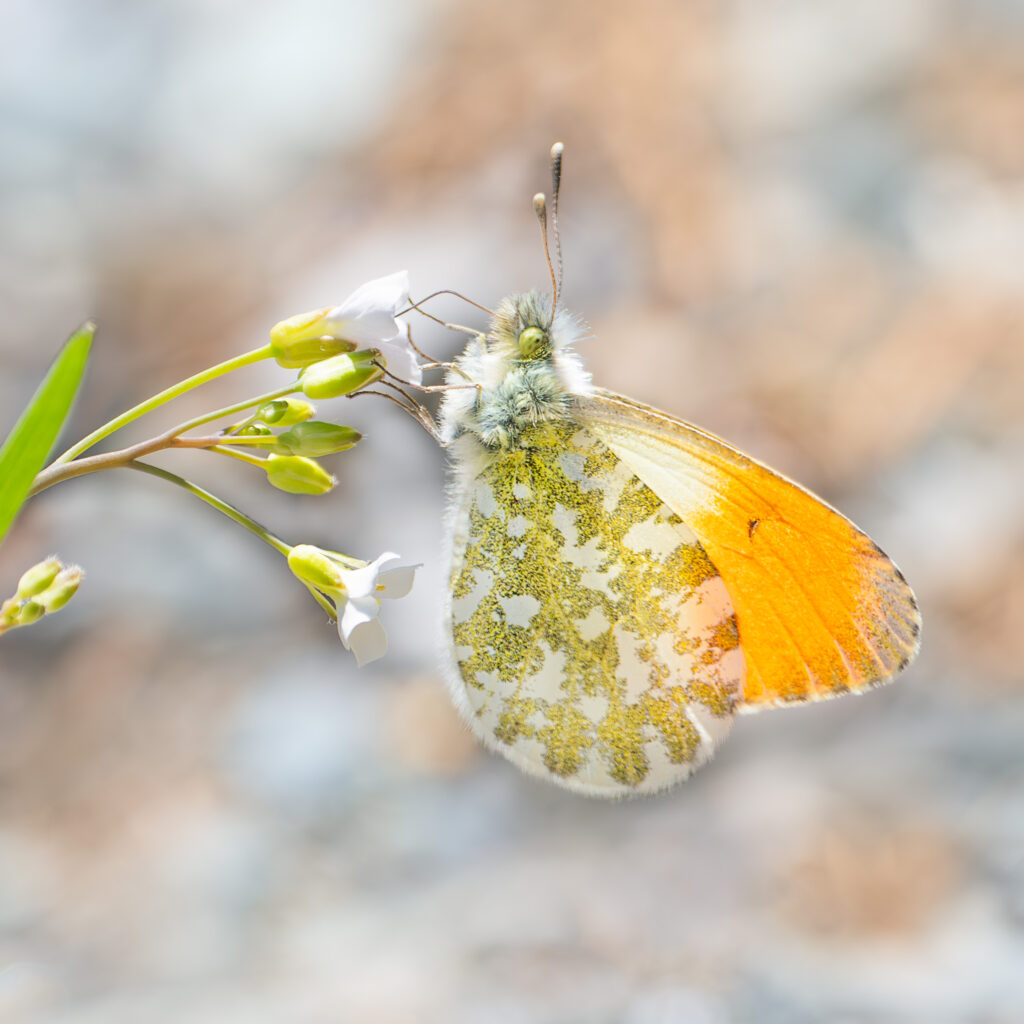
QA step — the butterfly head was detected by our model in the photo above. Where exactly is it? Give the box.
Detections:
[487,291,559,362]
[483,289,588,376]
[438,145,592,449]
[439,294,590,449]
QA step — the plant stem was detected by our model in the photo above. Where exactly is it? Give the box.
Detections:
[210,445,267,469]
[127,462,292,557]
[31,386,299,496]
[166,383,298,437]
[30,431,229,495]
[129,463,341,622]
[53,345,274,465]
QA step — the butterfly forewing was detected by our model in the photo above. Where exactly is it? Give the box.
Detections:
[579,391,921,709]
[444,419,745,796]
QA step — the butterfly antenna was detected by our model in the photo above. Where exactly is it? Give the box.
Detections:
[534,191,557,324]
[549,141,564,313]
[400,289,494,318]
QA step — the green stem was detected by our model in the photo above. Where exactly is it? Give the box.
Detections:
[210,445,267,468]
[29,400,296,497]
[54,345,274,465]
[127,461,291,557]
[226,412,261,436]
[130,462,342,623]
[162,434,278,449]
[166,383,298,437]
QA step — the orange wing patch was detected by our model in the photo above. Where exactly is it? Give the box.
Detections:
[581,392,920,709]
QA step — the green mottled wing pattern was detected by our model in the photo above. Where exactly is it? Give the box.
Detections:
[446,419,746,796]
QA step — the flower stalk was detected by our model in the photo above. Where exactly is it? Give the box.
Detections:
[9,270,426,661]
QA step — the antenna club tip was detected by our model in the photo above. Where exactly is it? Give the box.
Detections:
[533,192,547,216]
[551,142,564,158]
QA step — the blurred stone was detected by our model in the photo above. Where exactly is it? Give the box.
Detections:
[777,812,963,939]
[219,659,384,818]
[382,675,481,778]
[624,986,724,1024]
[0,960,63,1024]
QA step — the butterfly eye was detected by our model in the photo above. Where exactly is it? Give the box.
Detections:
[517,326,550,359]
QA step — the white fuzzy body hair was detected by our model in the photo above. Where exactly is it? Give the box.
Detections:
[438,293,592,454]
[437,292,594,769]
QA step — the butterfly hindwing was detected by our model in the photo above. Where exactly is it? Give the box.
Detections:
[579,390,921,709]
[443,419,745,795]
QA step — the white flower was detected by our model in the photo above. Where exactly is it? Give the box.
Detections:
[271,271,421,382]
[287,545,419,667]
[333,552,417,666]
[317,271,422,384]
[320,271,411,348]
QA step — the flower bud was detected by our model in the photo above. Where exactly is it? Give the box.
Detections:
[257,398,316,426]
[17,601,45,626]
[300,351,383,399]
[265,454,335,495]
[16,558,62,599]
[287,544,346,594]
[37,566,84,613]
[273,422,361,457]
[270,309,358,369]
[237,423,273,437]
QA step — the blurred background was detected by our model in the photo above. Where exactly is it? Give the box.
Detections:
[2,1,1023,1021]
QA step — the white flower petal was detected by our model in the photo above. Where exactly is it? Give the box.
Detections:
[325,271,409,346]
[339,594,380,643]
[321,550,416,665]
[377,324,422,385]
[347,617,389,667]
[376,565,418,599]
[340,551,400,599]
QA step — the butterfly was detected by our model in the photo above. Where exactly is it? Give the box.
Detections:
[436,144,920,796]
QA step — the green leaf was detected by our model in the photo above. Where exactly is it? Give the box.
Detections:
[0,322,95,544]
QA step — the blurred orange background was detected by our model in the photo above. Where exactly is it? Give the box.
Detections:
[2,1,1023,1021]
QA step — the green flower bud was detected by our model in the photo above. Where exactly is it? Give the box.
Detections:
[273,422,361,457]
[300,351,384,399]
[270,309,358,369]
[37,567,83,613]
[257,398,316,426]
[287,544,346,594]
[265,454,336,495]
[16,558,62,599]
[17,601,45,626]
[237,423,273,437]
